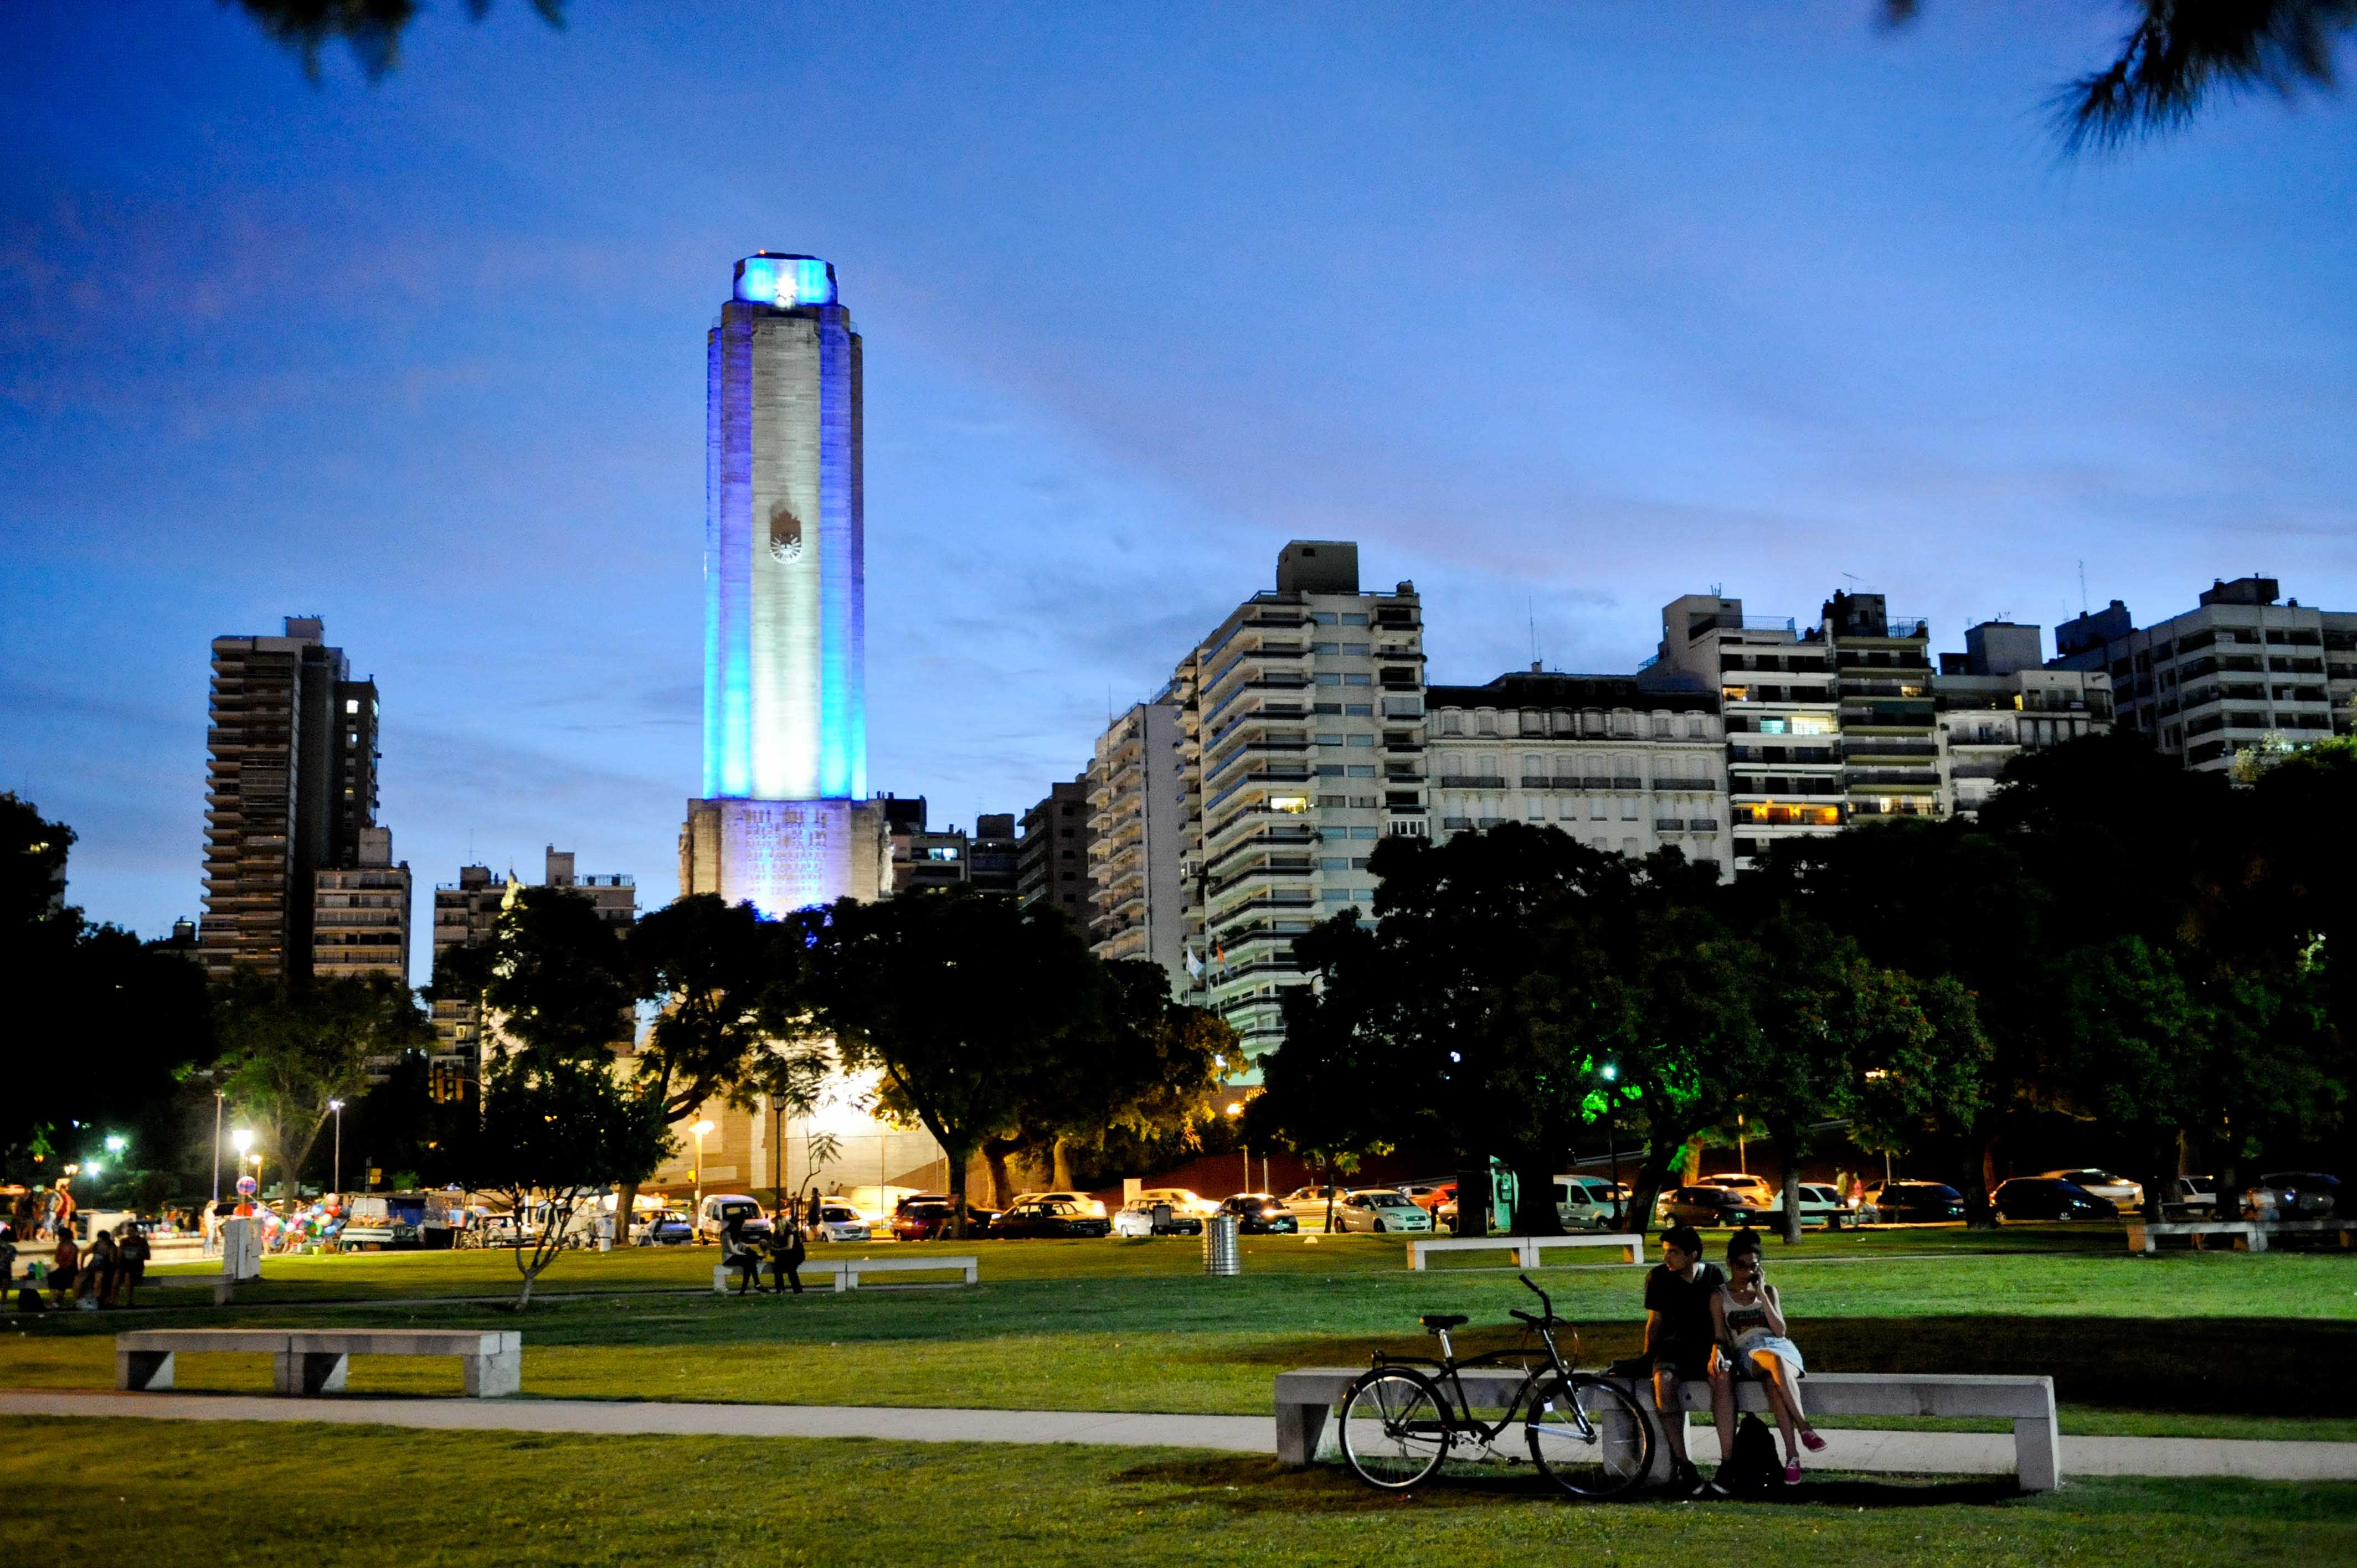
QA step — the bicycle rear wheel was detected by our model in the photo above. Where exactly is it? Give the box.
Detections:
[1339,1368,1452,1490]
[1525,1374,1651,1500]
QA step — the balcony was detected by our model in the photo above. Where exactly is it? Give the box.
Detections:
[1437,775,1509,790]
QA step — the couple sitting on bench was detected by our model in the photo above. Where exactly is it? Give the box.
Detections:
[1645,1223,1825,1494]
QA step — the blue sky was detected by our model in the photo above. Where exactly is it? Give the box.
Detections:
[4,3,2353,972]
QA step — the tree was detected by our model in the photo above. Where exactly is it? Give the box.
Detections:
[230,0,565,81]
[482,886,637,1061]
[214,973,434,1196]
[461,1055,670,1307]
[780,889,1108,1238]
[1886,1,2357,152]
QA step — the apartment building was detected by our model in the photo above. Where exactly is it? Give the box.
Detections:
[1933,621,2115,817]
[969,813,1019,894]
[1824,590,1940,827]
[1086,699,1187,974]
[1169,541,1428,1072]
[2051,577,2357,771]
[311,825,412,984]
[200,616,390,983]
[1425,671,1728,875]
[1017,777,1093,928]
[429,846,637,1070]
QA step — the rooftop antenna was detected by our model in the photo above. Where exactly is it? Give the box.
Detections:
[2077,560,2088,616]
[1528,597,1541,670]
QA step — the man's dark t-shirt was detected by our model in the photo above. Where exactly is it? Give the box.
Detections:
[1645,1261,1726,1370]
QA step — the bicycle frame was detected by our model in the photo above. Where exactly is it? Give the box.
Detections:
[1371,1318,1583,1450]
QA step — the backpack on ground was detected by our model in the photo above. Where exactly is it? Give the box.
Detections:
[1718,1414,1783,1494]
[16,1286,44,1313]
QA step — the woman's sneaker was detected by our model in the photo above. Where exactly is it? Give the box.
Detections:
[1783,1461,1803,1485]
[1802,1431,1828,1454]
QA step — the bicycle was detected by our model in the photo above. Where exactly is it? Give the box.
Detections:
[1338,1273,1653,1499]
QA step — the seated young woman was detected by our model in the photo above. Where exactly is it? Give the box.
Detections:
[1713,1229,1828,1483]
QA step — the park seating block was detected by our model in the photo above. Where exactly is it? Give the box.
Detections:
[116,1328,522,1399]
[1407,1234,1643,1271]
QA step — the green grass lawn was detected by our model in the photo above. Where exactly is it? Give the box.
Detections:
[18,1230,2354,1445]
[8,1415,2351,1567]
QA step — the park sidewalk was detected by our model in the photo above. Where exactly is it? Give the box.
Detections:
[4,1389,2355,1481]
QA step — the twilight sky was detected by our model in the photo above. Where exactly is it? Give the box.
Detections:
[4,3,2354,973]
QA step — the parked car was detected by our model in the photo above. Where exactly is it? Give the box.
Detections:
[1111,1200,1202,1237]
[1791,1183,1851,1227]
[1333,1189,1434,1234]
[634,1210,695,1246]
[2171,1175,2217,1213]
[1552,1175,1627,1230]
[1660,1185,1776,1229]
[1864,1182,1966,1224]
[2245,1172,2340,1220]
[696,1195,773,1245]
[890,1201,997,1241]
[1132,1188,1218,1220]
[1007,1190,1109,1219]
[1398,1182,1453,1214]
[1218,1193,1299,1234]
[1992,1178,2118,1222]
[1697,1173,1778,1206]
[991,1199,1113,1240]
[2037,1169,2144,1210]
[804,1200,872,1242]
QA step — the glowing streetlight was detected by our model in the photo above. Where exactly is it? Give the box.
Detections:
[692,1119,716,1214]
[104,1134,127,1156]
[328,1099,345,1198]
[1225,1101,1249,1195]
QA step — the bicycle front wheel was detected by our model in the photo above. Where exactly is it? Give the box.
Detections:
[1339,1368,1452,1490]
[1526,1374,1652,1500]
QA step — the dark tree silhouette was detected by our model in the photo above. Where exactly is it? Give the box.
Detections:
[229,0,564,81]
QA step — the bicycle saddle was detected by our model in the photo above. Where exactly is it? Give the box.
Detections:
[1419,1313,1469,1332]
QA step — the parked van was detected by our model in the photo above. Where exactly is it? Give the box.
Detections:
[1552,1175,1627,1230]
[694,1194,772,1245]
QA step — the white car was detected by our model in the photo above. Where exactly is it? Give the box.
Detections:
[1332,1189,1434,1234]
[1132,1188,1219,1220]
[1699,1173,1778,1205]
[1792,1183,1850,1226]
[1552,1175,1626,1230]
[1008,1190,1110,1219]
[2173,1175,2217,1213]
[807,1199,871,1242]
[2039,1169,2144,1210]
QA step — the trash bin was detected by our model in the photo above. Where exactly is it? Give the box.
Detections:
[1203,1214,1240,1276]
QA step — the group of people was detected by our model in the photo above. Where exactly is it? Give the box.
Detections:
[1643,1223,1824,1493]
[2,1218,151,1311]
[719,1210,809,1296]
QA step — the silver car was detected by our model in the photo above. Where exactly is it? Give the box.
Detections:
[1332,1189,1433,1234]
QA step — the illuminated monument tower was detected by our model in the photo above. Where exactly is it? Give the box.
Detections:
[680,254,892,915]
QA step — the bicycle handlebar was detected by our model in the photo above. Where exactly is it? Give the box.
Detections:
[1517,1273,1555,1323]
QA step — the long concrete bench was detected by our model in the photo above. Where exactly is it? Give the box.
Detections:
[117,1329,522,1398]
[1274,1365,2060,1491]
[2124,1219,2267,1254]
[1406,1234,1643,1271]
[709,1256,979,1294]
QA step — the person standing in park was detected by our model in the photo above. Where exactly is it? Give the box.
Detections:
[1715,1230,1826,1484]
[768,1218,807,1296]
[49,1180,75,1240]
[114,1223,150,1307]
[1644,1224,1735,1495]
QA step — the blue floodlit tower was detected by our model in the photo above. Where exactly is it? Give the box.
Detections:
[681,255,889,915]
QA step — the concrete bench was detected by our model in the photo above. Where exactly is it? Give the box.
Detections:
[709,1256,979,1294]
[1274,1366,2060,1492]
[1406,1234,1643,1271]
[117,1328,522,1398]
[2124,1219,2267,1254]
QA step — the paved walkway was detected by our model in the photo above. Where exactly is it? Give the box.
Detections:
[5,1390,2354,1481]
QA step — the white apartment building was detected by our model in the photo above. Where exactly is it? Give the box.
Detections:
[2051,576,2357,771]
[1425,672,1728,876]
[1933,621,2114,817]
[1138,541,1427,1076]
[1086,699,1188,974]
[311,825,411,986]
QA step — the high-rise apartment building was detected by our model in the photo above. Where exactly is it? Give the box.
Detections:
[1425,672,1727,874]
[969,813,1019,894]
[1017,778,1093,926]
[1160,541,1428,1074]
[680,254,891,915]
[1087,700,1188,974]
[312,826,412,984]
[1932,621,2114,817]
[429,846,637,1069]
[2050,577,2356,770]
[1824,590,1939,827]
[200,616,390,983]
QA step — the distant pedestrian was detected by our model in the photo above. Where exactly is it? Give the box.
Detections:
[768,1221,807,1296]
[0,1224,16,1291]
[48,1230,80,1309]
[51,1181,75,1239]
[84,1230,119,1309]
[115,1224,150,1307]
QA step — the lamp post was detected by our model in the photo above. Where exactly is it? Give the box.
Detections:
[212,1089,225,1206]
[328,1100,344,1198]
[692,1120,715,1215]
[231,1129,255,1210]
[1226,1101,1246,1195]
[1599,1064,1623,1230]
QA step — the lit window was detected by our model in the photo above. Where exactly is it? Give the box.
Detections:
[344,699,359,714]
[1270,796,1310,813]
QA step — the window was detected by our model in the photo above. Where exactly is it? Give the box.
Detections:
[1620,796,1639,821]
[1346,765,1376,778]
[1342,643,1370,656]
[1478,714,1496,734]
[1318,793,1348,807]
[1345,703,1372,716]
[1315,673,1340,686]
[1349,826,1378,840]
[1687,716,1708,739]
[1316,733,1345,746]
[1589,796,1608,821]
[1271,796,1310,813]
[1347,734,1376,747]
[1653,715,1672,737]
[1622,838,1640,855]
[1439,713,1462,734]
[1342,613,1369,626]
[1310,612,1338,625]
[1344,673,1371,685]
[1320,858,1348,870]
[1315,642,1339,656]
[1322,889,1350,902]
[344,699,359,714]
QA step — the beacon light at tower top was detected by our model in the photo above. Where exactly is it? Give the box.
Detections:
[733,253,836,309]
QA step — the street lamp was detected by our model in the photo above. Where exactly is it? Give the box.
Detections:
[329,1100,344,1198]
[104,1134,127,1156]
[1226,1100,1248,1195]
[212,1089,225,1206]
[692,1120,716,1214]
[1598,1064,1623,1229]
[232,1129,255,1206]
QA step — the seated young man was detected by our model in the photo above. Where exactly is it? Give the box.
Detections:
[1644,1223,1736,1494]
